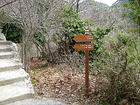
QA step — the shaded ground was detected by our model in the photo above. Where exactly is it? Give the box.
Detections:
[30,60,98,105]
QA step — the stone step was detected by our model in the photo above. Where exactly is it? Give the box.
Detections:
[0,41,12,45]
[0,52,15,59]
[0,45,13,52]
[0,59,22,72]
[0,69,28,86]
[0,81,34,105]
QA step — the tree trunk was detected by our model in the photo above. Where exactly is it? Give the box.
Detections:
[76,0,80,13]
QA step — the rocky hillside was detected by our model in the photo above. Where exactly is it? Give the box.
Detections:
[79,0,131,35]
[79,0,112,28]
[111,0,128,7]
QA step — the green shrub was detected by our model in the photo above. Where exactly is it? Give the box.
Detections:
[2,22,23,43]
[93,32,140,105]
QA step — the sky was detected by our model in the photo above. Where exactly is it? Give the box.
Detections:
[94,0,117,6]
[79,0,117,6]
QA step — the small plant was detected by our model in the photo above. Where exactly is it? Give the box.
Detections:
[41,63,48,67]
[31,79,40,84]
[33,69,37,74]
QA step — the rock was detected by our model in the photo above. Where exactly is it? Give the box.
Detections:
[119,99,128,105]
[0,29,6,41]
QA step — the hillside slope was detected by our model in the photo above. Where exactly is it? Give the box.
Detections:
[79,0,131,35]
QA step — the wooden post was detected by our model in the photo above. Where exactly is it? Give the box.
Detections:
[85,24,89,97]
[85,49,89,97]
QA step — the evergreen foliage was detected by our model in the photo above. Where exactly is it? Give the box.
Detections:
[2,22,23,43]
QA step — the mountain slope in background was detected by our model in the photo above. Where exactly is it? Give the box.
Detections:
[79,0,131,36]
[79,0,112,28]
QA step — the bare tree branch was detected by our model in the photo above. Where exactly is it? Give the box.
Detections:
[0,0,17,9]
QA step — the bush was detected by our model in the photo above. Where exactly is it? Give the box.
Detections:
[2,22,23,43]
[93,32,140,105]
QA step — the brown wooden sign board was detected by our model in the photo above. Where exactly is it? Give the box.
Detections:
[74,44,94,51]
[73,35,94,42]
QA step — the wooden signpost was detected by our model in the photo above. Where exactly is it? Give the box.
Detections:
[74,44,94,51]
[73,35,94,42]
[73,24,94,97]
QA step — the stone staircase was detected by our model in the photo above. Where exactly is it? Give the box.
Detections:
[0,40,34,105]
